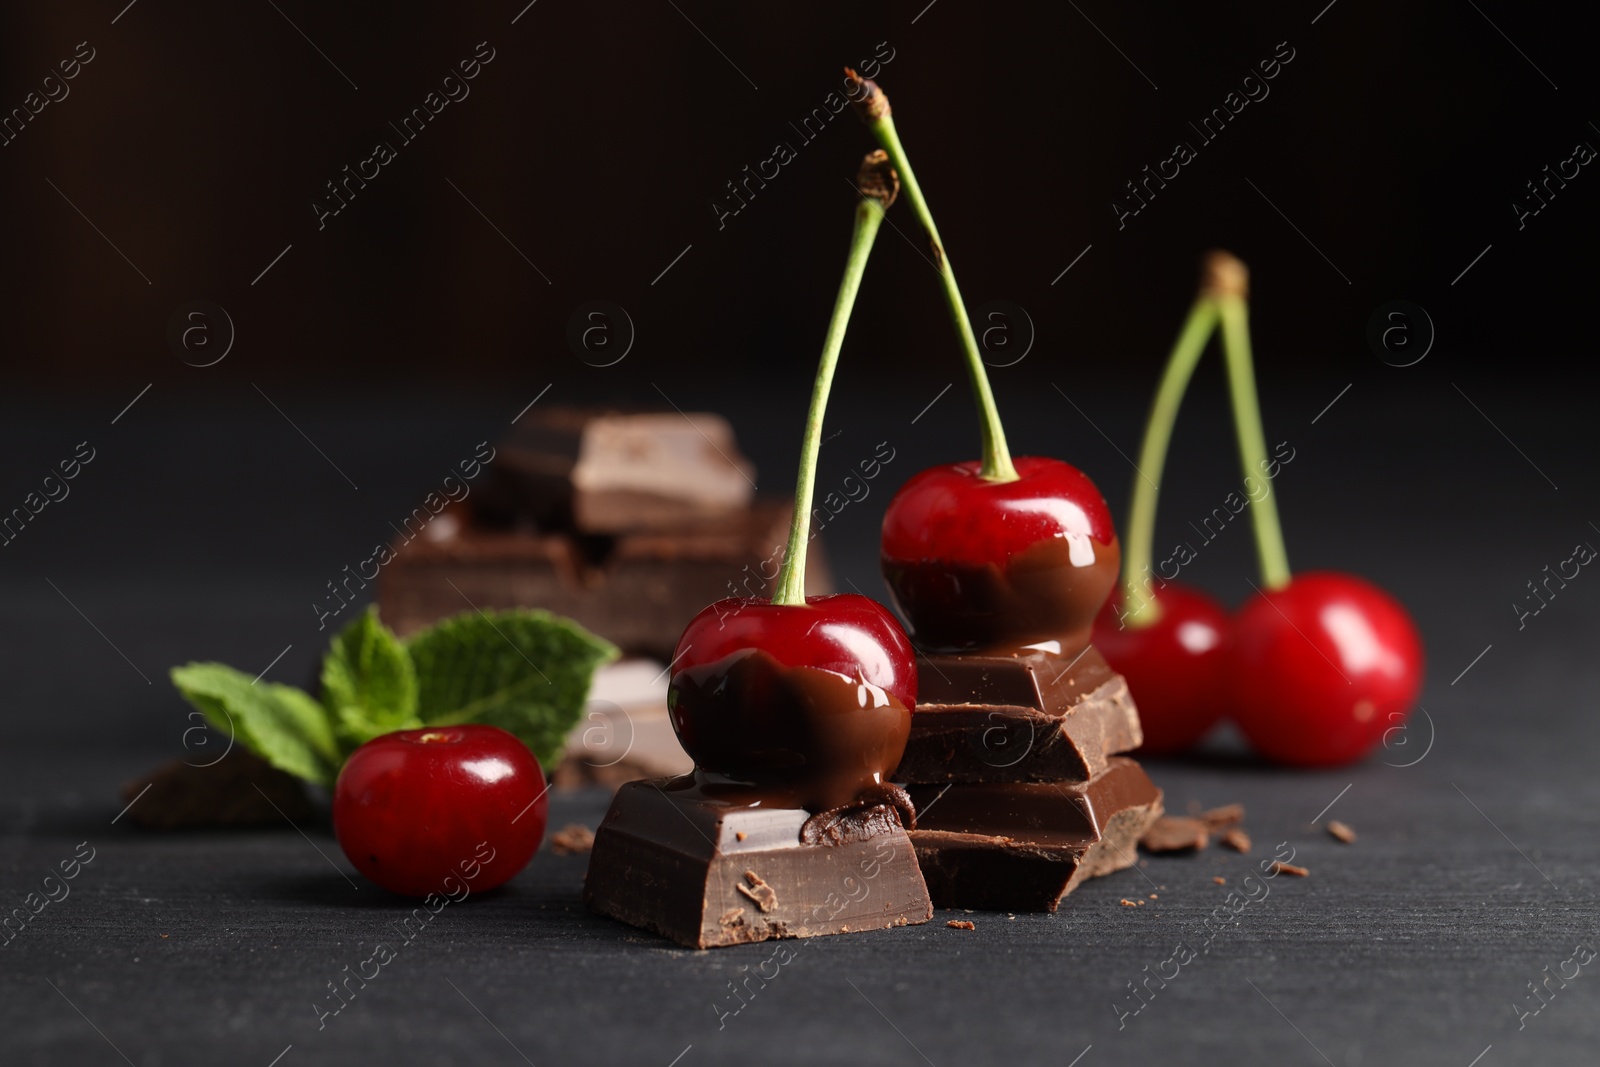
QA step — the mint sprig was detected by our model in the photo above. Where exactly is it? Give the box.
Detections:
[170,607,618,786]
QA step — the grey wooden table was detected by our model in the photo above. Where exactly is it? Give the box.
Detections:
[2,385,1595,1065]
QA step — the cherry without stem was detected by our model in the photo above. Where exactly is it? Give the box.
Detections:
[333,724,547,897]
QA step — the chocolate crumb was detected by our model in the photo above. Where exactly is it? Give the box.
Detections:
[549,824,595,855]
[1220,828,1252,853]
[1326,820,1357,844]
[1140,816,1210,853]
[735,831,747,842]
[947,919,975,930]
[1119,898,1146,907]
[736,870,778,912]
[1200,804,1246,831]
[1270,861,1310,877]
[1212,876,1227,885]
[1148,894,1158,900]
[718,907,746,927]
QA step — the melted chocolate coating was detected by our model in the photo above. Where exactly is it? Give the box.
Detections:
[883,533,1121,655]
[669,648,911,812]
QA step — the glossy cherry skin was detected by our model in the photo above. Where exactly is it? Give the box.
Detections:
[671,593,917,708]
[1231,572,1424,767]
[1092,582,1232,755]
[668,594,916,808]
[333,725,547,897]
[880,456,1120,653]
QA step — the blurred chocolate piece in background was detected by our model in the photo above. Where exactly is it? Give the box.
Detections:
[477,409,756,534]
[379,407,829,661]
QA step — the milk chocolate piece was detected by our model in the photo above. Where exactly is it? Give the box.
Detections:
[906,758,1163,911]
[378,500,830,656]
[895,646,1142,784]
[480,409,755,534]
[585,778,932,948]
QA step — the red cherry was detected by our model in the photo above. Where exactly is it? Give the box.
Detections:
[668,593,916,810]
[880,456,1120,653]
[1092,582,1232,755]
[333,725,547,897]
[1231,572,1424,767]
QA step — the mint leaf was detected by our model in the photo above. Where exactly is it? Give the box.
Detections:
[406,609,618,769]
[321,606,420,749]
[170,663,341,786]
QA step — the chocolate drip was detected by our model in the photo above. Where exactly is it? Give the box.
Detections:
[669,649,911,813]
[884,534,1121,655]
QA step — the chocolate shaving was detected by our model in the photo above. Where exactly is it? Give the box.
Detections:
[549,824,595,855]
[946,919,975,930]
[736,870,778,912]
[1139,816,1209,853]
[1270,861,1310,877]
[1200,804,1245,831]
[1220,828,1252,853]
[1326,820,1356,844]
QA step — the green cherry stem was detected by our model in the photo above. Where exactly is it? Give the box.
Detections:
[772,155,896,607]
[846,71,1018,483]
[1213,252,1292,590]
[1120,293,1220,627]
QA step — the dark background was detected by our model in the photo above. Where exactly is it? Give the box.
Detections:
[3,2,1598,1066]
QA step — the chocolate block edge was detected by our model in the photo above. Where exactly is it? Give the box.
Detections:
[583,780,933,949]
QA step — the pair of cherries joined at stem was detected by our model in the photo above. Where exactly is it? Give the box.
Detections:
[1091,253,1424,765]
[668,74,1119,808]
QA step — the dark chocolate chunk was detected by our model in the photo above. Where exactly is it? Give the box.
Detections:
[906,758,1164,912]
[584,778,933,949]
[895,646,1141,784]
[478,408,755,534]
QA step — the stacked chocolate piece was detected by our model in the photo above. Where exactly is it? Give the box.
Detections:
[896,645,1165,911]
[378,408,829,657]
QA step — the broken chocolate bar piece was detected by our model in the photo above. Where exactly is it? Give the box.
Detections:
[478,408,756,534]
[584,777,933,949]
[906,758,1163,911]
[894,646,1142,784]
[378,500,830,656]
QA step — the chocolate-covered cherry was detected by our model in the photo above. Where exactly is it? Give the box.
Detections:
[669,594,915,811]
[845,72,1117,656]
[667,156,913,813]
[1231,572,1423,766]
[881,456,1120,654]
[1093,583,1230,754]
